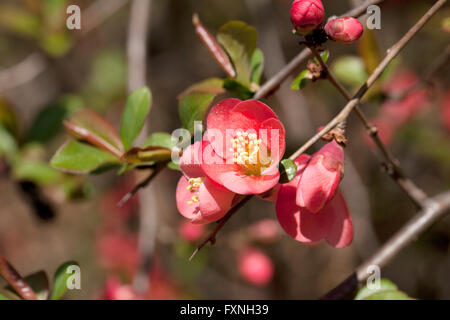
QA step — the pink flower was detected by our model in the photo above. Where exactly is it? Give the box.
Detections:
[276,157,353,248]
[238,247,274,286]
[296,141,344,213]
[178,221,205,243]
[324,17,364,44]
[176,142,235,224]
[103,277,139,300]
[290,0,325,34]
[202,99,286,195]
[247,219,281,243]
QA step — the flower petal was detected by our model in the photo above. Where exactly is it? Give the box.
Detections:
[198,178,235,223]
[176,176,201,221]
[324,192,353,248]
[180,141,203,178]
[276,175,332,243]
[259,117,286,165]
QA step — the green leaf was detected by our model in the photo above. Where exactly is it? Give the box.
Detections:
[178,78,225,99]
[314,50,329,64]
[51,140,119,174]
[26,95,83,144]
[51,261,79,300]
[279,159,297,183]
[217,21,257,87]
[13,161,64,185]
[363,290,413,300]
[143,132,176,150]
[291,70,310,90]
[120,87,152,150]
[65,108,123,157]
[178,93,215,135]
[0,5,41,38]
[122,146,172,165]
[250,48,264,85]
[331,56,368,87]
[223,78,254,99]
[0,97,19,138]
[0,124,17,157]
[355,278,414,300]
[167,161,180,171]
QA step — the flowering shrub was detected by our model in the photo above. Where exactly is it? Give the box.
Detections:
[0,0,446,302]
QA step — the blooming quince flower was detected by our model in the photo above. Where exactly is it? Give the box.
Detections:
[176,142,235,224]
[201,99,286,195]
[276,154,353,248]
[290,0,325,34]
[296,140,344,213]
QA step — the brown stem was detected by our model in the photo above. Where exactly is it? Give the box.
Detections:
[0,254,37,300]
[193,13,236,78]
[321,189,450,299]
[308,46,428,207]
[254,0,387,99]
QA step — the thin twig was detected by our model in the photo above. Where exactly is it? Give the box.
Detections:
[308,46,428,207]
[117,164,163,208]
[0,254,37,300]
[321,189,450,300]
[190,0,446,260]
[254,0,386,99]
[289,0,447,160]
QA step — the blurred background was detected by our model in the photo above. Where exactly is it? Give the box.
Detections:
[0,0,449,299]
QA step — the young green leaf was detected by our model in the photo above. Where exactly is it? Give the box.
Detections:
[217,21,257,87]
[313,50,330,64]
[143,132,176,150]
[178,78,225,99]
[291,70,311,90]
[223,78,254,99]
[355,278,414,300]
[279,159,298,183]
[50,261,79,300]
[26,95,83,144]
[178,93,215,135]
[51,140,119,174]
[331,56,368,87]
[167,161,180,171]
[13,161,64,185]
[122,146,172,165]
[65,108,123,157]
[120,87,152,150]
[0,124,17,157]
[250,48,264,85]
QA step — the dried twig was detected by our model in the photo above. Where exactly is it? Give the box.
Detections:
[321,189,450,300]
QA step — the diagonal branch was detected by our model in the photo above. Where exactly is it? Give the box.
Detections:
[321,189,450,300]
[190,0,447,260]
[308,46,428,207]
[0,253,37,300]
[254,0,386,99]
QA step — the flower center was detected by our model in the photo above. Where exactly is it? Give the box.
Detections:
[186,177,203,205]
[229,131,271,175]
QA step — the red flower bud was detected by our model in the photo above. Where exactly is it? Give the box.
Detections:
[324,17,364,44]
[290,0,325,34]
[238,248,274,286]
